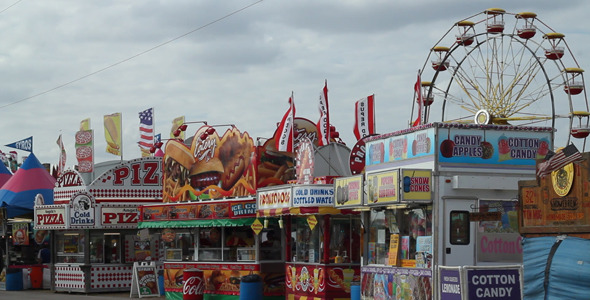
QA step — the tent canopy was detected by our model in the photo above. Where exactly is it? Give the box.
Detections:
[0,153,56,218]
[0,161,12,188]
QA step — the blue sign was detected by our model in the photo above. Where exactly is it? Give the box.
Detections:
[5,136,33,152]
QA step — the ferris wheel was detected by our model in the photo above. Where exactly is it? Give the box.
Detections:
[412,8,588,148]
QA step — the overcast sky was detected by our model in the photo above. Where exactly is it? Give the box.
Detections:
[0,0,588,167]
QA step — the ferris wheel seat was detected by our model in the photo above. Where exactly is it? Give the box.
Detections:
[517,28,536,39]
[432,60,450,71]
[456,35,474,46]
[423,97,434,106]
[571,127,590,138]
[487,22,505,33]
[564,84,584,95]
[545,48,565,60]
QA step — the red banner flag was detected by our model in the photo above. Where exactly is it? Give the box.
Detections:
[353,94,375,141]
[412,72,422,127]
[274,95,296,152]
[317,80,330,146]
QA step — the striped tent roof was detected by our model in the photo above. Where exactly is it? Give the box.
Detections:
[0,153,56,218]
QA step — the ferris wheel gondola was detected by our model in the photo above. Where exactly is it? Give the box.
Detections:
[411,8,589,150]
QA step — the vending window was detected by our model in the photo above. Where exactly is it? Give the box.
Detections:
[367,210,390,265]
[162,230,194,261]
[329,217,361,264]
[104,233,121,263]
[89,232,104,263]
[291,217,321,263]
[450,211,470,245]
[56,231,85,263]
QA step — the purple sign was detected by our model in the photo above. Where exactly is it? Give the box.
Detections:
[440,268,462,300]
[466,268,521,299]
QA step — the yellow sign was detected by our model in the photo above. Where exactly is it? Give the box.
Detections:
[307,215,318,230]
[387,234,400,266]
[551,163,574,197]
[366,170,399,204]
[334,175,363,207]
[251,219,263,235]
[401,169,432,201]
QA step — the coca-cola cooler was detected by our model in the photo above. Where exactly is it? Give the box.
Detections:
[183,269,204,300]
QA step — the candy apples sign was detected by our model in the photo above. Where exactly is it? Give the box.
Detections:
[437,126,552,166]
[162,125,255,202]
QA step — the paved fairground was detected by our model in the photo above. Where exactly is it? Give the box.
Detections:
[0,289,163,300]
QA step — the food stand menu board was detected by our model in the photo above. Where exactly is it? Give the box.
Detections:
[130,262,159,298]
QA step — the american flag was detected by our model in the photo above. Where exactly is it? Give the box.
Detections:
[138,108,154,151]
[536,143,584,178]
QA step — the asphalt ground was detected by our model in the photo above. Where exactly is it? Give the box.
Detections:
[0,289,164,300]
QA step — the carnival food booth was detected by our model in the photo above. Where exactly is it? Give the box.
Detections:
[257,183,361,300]
[138,124,285,300]
[138,197,286,300]
[34,157,163,293]
[354,123,552,299]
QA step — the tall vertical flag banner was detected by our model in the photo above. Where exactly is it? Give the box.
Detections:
[274,94,296,152]
[80,118,91,131]
[353,94,376,141]
[138,108,154,157]
[75,129,94,173]
[170,116,185,139]
[104,113,122,156]
[5,136,33,152]
[412,71,423,127]
[317,80,330,146]
[536,144,584,178]
[56,134,66,177]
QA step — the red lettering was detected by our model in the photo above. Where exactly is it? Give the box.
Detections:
[113,167,129,185]
[143,162,160,185]
[131,163,141,185]
[103,212,139,224]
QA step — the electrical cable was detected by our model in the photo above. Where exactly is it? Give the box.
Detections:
[0,0,264,109]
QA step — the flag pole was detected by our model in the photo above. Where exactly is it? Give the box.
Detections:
[291,91,295,152]
[120,112,124,162]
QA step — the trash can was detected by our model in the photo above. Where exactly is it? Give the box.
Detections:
[30,266,43,289]
[239,274,263,300]
[182,269,204,300]
[6,268,23,291]
[350,281,361,300]
[158,270,165,296]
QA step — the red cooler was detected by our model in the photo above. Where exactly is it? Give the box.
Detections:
[30,266,43,289]
[183,269,204,300]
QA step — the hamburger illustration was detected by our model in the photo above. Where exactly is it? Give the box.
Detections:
[163,140,195,201]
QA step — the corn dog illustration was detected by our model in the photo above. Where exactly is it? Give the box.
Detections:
[104,114,121,150]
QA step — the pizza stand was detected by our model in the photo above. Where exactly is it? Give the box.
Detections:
[351,123,549,299]
[256,183,361,300]
[34,157,164,293]
[137,196,286,300]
